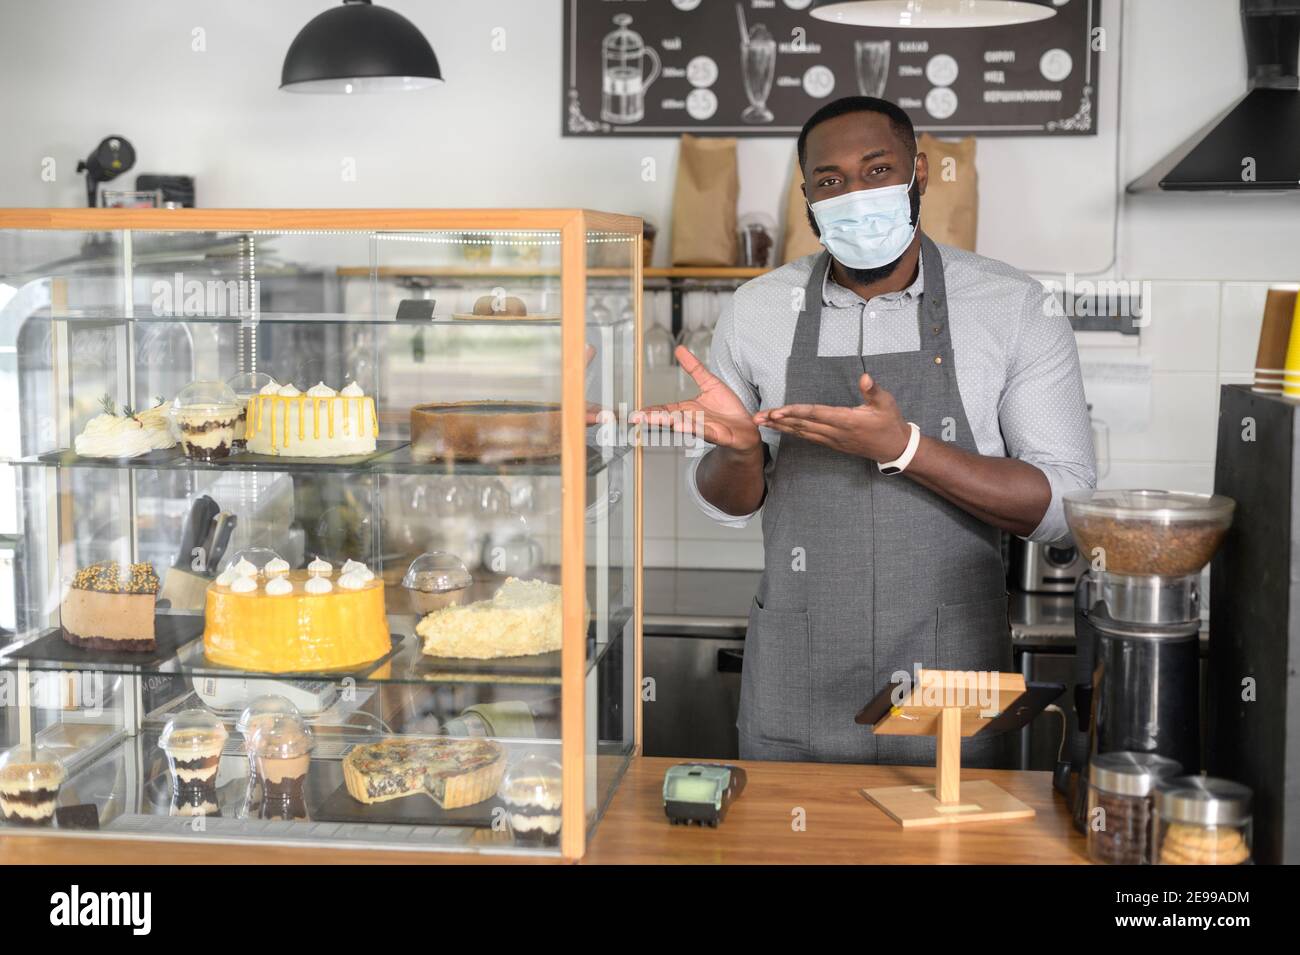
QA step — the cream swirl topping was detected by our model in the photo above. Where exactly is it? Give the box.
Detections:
[304,576,333,595]
[337,570,368,591]
[263,557,291,578]
[265,577,293,596]
[341,559,375,581]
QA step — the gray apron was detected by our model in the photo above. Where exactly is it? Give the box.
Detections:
[738,235,1012,765]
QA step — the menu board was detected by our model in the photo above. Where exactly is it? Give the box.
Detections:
[563,0,1100,137]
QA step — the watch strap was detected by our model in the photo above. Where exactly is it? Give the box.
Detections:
[878,422,921,475]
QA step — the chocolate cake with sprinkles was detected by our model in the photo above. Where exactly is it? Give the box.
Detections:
[60,560,159,652]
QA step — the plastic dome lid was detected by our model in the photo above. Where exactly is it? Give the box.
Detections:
[1063,489,1235,525]
[247,713,314,759]
[225,371,275,400]
[171,379,240,414]
[402,551,472,594]
[0,743,66,788]
[236,694,302,738]
[217,547,282,575]
[158,708,228,755]
[499,753,562,809]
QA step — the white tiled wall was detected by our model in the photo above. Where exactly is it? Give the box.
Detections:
[646,280,1290,569]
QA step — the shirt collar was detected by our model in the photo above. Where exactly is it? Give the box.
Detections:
[820,254,925,308]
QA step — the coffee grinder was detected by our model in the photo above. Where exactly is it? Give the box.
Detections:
[1054,490,1235,830]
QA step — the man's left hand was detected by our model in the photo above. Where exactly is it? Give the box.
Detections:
[754,373,912,463]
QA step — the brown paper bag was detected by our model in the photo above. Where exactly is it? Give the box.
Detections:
[671,135,739,267]
[781,134,979,263]
[917,133,978,252]
[780,149,823,265]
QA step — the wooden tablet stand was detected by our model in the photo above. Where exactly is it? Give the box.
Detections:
[859,670,1037,828]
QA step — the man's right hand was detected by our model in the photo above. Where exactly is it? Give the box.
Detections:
[631,346,762,453]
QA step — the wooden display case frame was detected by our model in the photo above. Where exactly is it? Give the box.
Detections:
[0,208,644,862]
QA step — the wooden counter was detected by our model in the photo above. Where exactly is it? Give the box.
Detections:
[583,757,1088,864]
[0,758,1087,865]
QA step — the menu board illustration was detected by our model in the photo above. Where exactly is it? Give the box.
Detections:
[563,0,1101,137]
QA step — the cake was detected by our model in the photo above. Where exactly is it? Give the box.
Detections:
[417,577,562,659]
[171,380,241,461]
[158,709,227,817]
[60,561,159,652]
[410,401,561,463]
[249,714,313,821]
[342,737,505,809]
[74,395,175,458]
[203,557,390,673]
[0,760,65,826]
[245,380,378,457]
[401,551,472,614]
[500,754,562,846]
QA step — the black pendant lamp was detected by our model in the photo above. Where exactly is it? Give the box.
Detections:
[811,0,1058,28]
[281,0,442,93]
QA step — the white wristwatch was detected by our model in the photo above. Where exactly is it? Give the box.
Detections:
[878,422,921,475]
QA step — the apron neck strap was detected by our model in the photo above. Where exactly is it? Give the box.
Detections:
[791,251,832,359]
[917,233,951,347]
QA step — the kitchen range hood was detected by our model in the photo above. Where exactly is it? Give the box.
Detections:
[1129,0,1300,192]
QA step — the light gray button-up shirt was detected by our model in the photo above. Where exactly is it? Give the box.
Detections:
[686,244,1096,544]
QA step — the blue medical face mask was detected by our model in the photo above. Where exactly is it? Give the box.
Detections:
[808,161,918,271]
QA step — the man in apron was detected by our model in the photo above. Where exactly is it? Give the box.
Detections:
[636,96,1095,765]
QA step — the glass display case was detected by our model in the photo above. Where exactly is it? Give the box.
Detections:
[0,209,642,860]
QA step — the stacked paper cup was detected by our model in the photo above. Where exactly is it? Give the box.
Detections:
[1265,287,1299,395]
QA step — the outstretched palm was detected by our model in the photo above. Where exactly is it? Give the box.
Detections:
[634,346,761,451]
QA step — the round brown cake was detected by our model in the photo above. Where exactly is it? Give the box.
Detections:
[410,401,561,463]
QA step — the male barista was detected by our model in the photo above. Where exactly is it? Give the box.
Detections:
[636,97,1096,764]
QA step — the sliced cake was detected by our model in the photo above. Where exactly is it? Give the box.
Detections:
[60,561,159,652]
[343,737,504,809]
[416,577,562,659]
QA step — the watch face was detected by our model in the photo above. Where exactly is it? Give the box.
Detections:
[880,465,901,476]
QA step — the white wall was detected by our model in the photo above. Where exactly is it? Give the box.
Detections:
[1,0,1295,570]
[1,0,1296,279]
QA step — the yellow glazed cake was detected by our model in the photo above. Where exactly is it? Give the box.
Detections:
[245,380,378,457]
[203,559,389,673]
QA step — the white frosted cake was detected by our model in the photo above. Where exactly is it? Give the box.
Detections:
[416,577,562,659]
[245,380,378,457]
[74,397,175,458]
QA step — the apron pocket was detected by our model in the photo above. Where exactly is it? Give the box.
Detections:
[935,594,1012,673]
[747,598,811,750]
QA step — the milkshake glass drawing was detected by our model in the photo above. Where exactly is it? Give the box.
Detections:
[741,22,776,123]
[855,40,891,98]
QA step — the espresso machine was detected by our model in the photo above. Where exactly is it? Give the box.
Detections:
[1054,490,1235,829]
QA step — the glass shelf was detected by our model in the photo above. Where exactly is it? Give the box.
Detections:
[2,728,565,854]
[0,608,632,687]
[22,307,633,328]
[8,443,630,478]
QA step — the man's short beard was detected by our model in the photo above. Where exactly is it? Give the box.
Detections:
[806,184,922,284]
